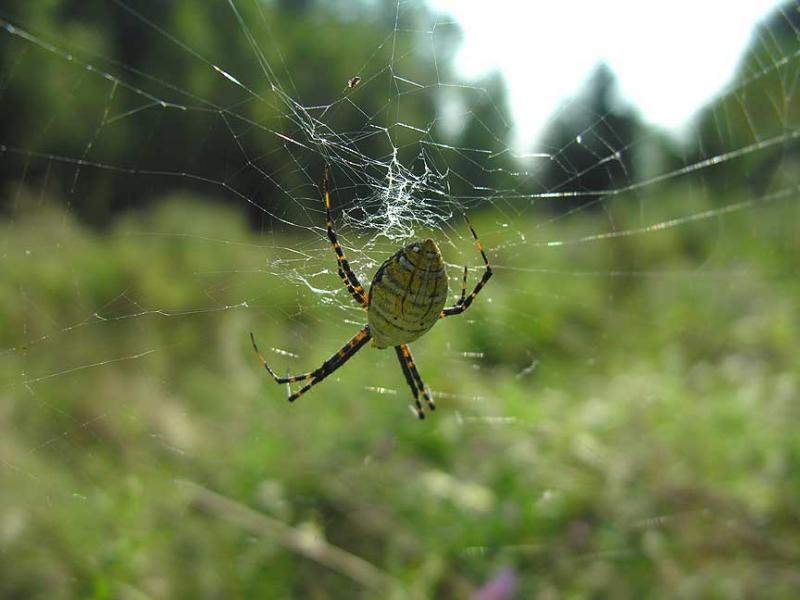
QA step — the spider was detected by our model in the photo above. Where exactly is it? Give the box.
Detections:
[250,167,492,419]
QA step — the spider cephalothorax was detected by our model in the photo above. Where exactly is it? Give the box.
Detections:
[251,168,492,419]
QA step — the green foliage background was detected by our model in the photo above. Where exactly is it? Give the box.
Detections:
[1,1,799,598]
[2,192,798,597]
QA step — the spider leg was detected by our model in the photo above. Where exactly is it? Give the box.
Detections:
[440,215,493,318]
[456,265,468,305]
[250,326,371,402]
[337,266,367,306]
[394,346,424,419]
[324,166,368,307]
[396,344,435,415]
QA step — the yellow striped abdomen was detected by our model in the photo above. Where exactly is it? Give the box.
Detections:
[367,239,448,349]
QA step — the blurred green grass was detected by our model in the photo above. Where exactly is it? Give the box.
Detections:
[1,190,799,598]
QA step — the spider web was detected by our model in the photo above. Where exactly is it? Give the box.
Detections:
[1,0,799,596]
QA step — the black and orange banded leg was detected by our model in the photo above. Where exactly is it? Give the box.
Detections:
[250,326,371,402]
[323,166,368,307]
[396,344,435,418]
[395,346,423,419]
[441,215,493,318]
[455,265,468,306]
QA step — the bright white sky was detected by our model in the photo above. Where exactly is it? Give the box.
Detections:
[428,0,785,146]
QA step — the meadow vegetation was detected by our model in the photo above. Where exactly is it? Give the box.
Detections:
[1,188,798,598]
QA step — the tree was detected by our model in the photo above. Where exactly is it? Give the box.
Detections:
[533,63,640,213]
[0,1,456,227]
[689,0,800,198]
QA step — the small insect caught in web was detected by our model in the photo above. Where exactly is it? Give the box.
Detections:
[346,76,362,89]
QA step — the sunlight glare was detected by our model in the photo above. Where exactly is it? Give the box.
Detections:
[429,0,785,146]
